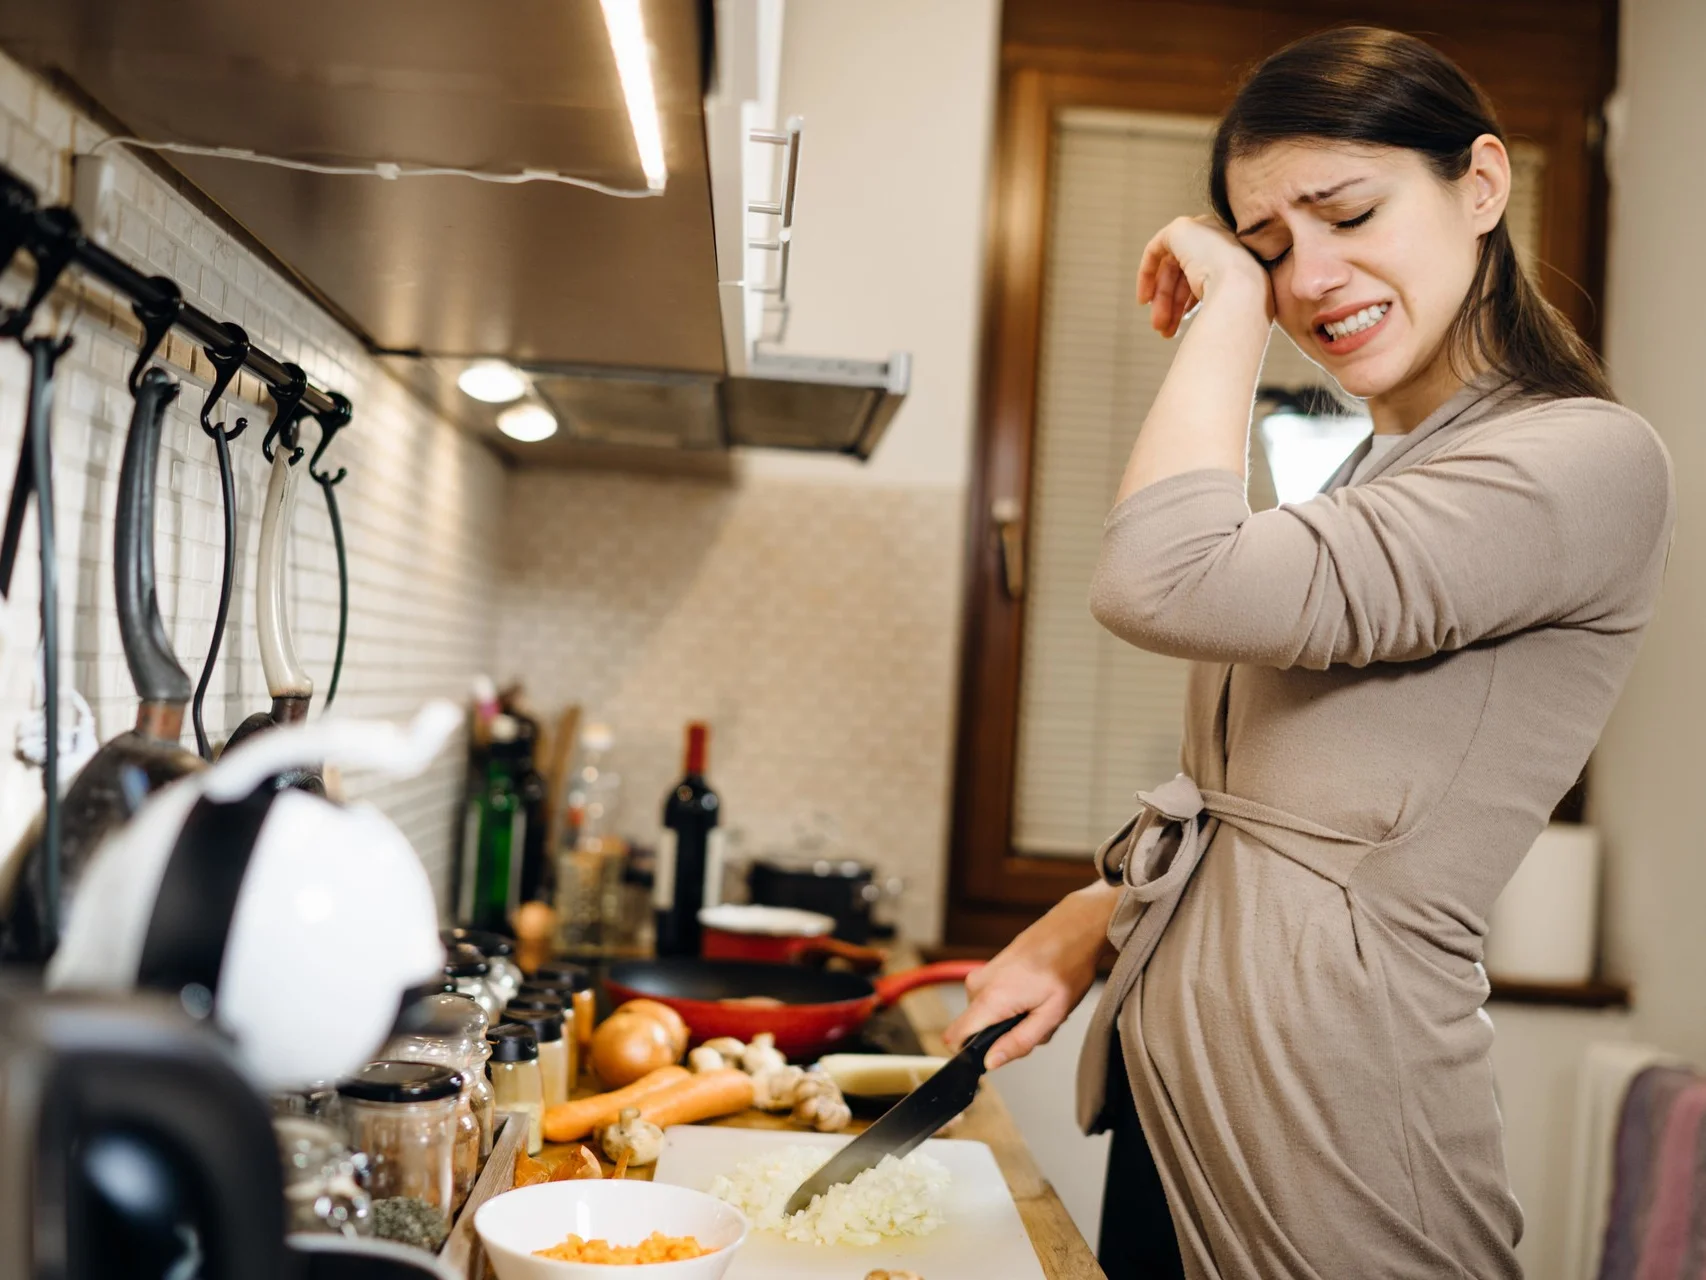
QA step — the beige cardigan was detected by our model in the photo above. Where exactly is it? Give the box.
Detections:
[1074,378,1675,1279]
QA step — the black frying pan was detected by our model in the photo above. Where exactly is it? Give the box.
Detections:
[4,368,202,959]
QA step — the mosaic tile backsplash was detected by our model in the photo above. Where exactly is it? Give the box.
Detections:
[496,470,965,944]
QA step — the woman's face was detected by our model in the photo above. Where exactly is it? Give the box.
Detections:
[1224,138,1509,403]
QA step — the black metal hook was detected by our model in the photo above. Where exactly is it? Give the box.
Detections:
[307,391,352,486]
[261,362,308,464]
[199,322,251,444]
[0,207,78,340]
[128,276,183,395]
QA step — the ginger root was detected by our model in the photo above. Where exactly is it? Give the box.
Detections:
[740,1032,787,1076]
[791,1073,852,1132]
[751,1064,807,1112]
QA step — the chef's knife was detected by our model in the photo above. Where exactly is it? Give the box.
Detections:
[783,1012,1025,1216]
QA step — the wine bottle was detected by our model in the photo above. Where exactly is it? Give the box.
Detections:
[654,722,723,956]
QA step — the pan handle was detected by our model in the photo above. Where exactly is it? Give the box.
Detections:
[872,960,982,1006]
[797,935,887,973]
[255,444,311,700]
[115,369,192,708]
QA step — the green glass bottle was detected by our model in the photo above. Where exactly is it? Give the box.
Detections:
[458,721,529,932]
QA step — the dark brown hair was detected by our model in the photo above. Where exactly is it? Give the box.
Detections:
[1210,26,1613,402]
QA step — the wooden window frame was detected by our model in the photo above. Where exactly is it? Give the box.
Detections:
[945,1,1618,951]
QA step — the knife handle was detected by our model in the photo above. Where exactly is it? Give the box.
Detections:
[960,1013,1028,1071]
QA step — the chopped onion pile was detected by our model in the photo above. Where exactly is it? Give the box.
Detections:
[709,1146,950,1247]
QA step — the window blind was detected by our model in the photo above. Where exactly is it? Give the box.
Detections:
[1010,108,1546,858]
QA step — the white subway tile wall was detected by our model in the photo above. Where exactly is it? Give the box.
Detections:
[0,54,504,898]
[495,470,963,943]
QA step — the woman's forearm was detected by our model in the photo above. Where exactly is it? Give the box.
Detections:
[1115,282,1273,504]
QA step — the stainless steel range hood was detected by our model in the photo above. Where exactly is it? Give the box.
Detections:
[0,0,910,464]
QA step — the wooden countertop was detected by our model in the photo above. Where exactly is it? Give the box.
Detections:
[537,949,1106,1280]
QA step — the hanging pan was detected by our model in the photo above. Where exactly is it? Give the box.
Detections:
[219,365,327,794]
[4,364,203,959]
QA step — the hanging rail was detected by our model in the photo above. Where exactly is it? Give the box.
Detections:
[0,165,347,418]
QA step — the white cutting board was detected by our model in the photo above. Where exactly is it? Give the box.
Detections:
[652,1125,1047,1280]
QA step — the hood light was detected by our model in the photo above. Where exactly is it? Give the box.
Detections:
[458,360,529,403]
[600,0,667,192]
[497,403,559,443]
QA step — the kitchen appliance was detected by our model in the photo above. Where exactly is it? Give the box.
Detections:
[3,367,202,963]
[746,857,881,944]
[46,703,457,1092]
[220,366,327,794]
[652,1125,1048,1280]
[602,958,978,1060]
[0,3,913,463]
[0,986,289,1279]
[782,1014,1023,1214]
[697,904,883,969]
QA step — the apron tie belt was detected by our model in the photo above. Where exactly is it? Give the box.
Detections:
[1075,772,1375,1134]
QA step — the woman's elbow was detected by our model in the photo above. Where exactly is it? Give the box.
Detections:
[1088,571,1172,651]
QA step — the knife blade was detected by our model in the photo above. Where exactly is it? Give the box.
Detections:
[782,1012,1026,1216]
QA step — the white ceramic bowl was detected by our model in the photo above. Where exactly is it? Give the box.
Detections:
[475,1180,748,1280]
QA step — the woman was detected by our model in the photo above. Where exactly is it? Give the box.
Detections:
[943,27,1674,1280]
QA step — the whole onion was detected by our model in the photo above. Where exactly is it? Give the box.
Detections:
[590,1010,678,1087]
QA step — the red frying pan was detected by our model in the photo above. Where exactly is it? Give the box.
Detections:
[603,958,980,1060]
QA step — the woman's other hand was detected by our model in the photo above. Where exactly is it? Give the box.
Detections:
[1137,214,1275,338]
[941,881,1120,1071]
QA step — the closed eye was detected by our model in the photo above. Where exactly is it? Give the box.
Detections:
[1252,207,1377,270]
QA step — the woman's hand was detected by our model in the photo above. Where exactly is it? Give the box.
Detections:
[1138,214,1275,339]
[941,881,1120,1072]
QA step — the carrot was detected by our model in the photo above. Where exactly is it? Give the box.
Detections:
[543,1065,692,1143]
[633,1068,756,1129]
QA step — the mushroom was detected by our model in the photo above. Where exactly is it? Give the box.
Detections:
[740,1032,787,1076]
[751,1064,807,1112]
[601,1106,664,1170]
[703,1036,747,1060]
[688,1045,727,1073]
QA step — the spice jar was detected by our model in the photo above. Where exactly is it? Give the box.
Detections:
[273,1115,372,1237]
[381,993,496,1208]
[336,1061,461,1243]
[486,1024,544,1155]
[443,942,498,1020]
[501,1008,569,1111]
[528,961,596,1085]
[505,993,575,1096]
[443,927,523,1009]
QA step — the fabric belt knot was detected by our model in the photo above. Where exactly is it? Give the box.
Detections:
[1075,772,1377,1135]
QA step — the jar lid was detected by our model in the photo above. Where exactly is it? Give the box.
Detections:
[531,960,594,991]
[505,994,564,1017]
[500,1009,563,1043]
[442,927,515,959]
[392,992,488,1042]
[486,1023,539,1062]
[337,1061,463,1104]
[443,942,490,979]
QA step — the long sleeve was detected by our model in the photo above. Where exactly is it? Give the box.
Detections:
[1088,400,1675,670]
